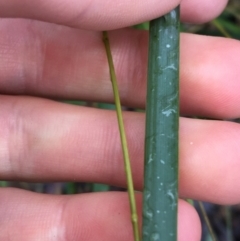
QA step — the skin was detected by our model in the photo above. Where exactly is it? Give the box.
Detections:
[0,0,239,240]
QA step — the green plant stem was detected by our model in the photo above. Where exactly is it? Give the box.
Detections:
[102,31,140,241]
[142,7,180,241]
[212,19,231,38]
[225,205,233,241]
[198,201,216,241]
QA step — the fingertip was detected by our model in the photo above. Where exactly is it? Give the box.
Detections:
[178,200,201,241]
[181,0,228,23]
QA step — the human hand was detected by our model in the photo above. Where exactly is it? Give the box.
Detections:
[1,0,239,240]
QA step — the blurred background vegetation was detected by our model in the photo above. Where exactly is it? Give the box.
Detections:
[182,0,240,39]
[0,0,239,240]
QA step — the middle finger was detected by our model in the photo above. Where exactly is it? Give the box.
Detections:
[1,95,240,204]
[0,19,240,118]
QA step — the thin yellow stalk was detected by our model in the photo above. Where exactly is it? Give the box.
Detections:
[102,31,140,241]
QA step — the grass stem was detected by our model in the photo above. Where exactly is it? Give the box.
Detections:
[102,31,140,241]
[198,201,216,241]
[142,7,180,241]
[212,19,231,38]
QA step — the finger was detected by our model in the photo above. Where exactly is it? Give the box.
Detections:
[180,33,240,119]
[0,20,240,119]
[179,117,240,205]
[0,0,180,30]
[0,188,201,241]
[1,95,240,204]
[0,0,228,30]
[181,0,228,23]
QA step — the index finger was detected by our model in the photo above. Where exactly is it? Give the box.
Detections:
[0,0,228,30]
